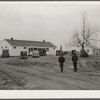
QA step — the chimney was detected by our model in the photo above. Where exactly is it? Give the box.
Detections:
[11,37,13,40]
[43,40,45,42]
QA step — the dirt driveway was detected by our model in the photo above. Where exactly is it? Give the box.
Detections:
[0,56,100,90]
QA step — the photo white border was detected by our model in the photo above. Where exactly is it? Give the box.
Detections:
[0,90,100,98]
[0,1,100,99]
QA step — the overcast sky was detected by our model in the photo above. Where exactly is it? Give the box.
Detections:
[0,2,100,50]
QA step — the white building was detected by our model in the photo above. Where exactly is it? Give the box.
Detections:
[0,38,56,57]
[66,45,100,55]
[84,45,100,55]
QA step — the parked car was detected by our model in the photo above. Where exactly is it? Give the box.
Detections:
[20,51,28,59]
[56,50,65,56]
[56,50,60,56]
[32,51,39,58]
[71,50,77,56]
[80,50,89,57]
[63,51,67,55]
[28,51,33,56]
[56,50,67,56]
[39,49,46,56]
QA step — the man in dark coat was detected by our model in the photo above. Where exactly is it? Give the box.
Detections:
[58,53,65,72]
[72,51,78,72]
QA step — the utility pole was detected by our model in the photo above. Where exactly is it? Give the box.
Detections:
[60,45,62,51]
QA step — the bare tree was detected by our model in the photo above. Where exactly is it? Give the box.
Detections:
[67,13,99,54]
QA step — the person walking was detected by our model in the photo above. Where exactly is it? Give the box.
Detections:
[58,53,65,72]
[72,51,78,72]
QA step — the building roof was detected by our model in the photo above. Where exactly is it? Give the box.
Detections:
[88,45,100,49]
[5,39,56,48]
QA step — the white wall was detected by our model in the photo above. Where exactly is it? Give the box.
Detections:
[65,45,100,55]
[84,46,100,55]
[9,46,28,56]
[0,40,11,56]
[0,40,28,56]
[47,47,56,55]
[66,46,94,55]
[84,47,93,55]
[9,46,56,56]
[28,46,56,55]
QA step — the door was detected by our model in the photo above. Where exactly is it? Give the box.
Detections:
[2,50,9,58]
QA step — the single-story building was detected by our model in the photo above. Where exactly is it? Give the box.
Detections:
[84,45,100,55]
[0,37,56,57]
[66,45,100,55]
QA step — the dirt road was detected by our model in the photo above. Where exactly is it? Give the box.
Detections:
[0,56,100,90]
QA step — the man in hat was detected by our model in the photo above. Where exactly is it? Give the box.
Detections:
[58,53,65,72]
[72,50,78,72]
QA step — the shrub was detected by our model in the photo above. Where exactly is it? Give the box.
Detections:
[80,50,89,58]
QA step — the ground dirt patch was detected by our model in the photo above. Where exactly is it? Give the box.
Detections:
[0,55,100,89]
[0,70,26,89]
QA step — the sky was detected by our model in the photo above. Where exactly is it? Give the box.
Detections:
[0,1,100,50]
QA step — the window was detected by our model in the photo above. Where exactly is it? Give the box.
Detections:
[13,47,16,49]
[1,47,3,49]
[93,49,95,53]
[34,48,37,51]
[31,48,33,52]
[38,48,41,51]
[46,48,49,52]
[24,47,26,49]
[53,48,55,50]
[29,48,31,53]
[42,48,45,50]
[5,47,7,48]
